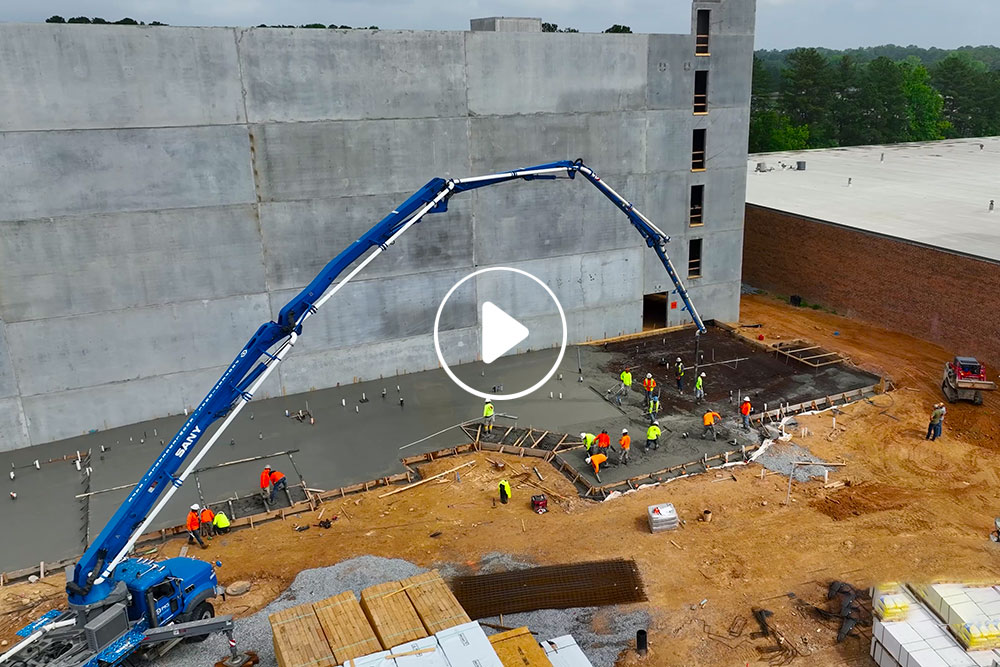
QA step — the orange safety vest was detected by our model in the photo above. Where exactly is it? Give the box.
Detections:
[260,470,271,489]
[270,470,286,484]
[590,453,608,470]
[186,511,200,531]
[703,411,721,426]
[200,508,215,524]
[642,377,656,391]
[740,402,751,416]
[619,435,630,450]
[597,432,611,449]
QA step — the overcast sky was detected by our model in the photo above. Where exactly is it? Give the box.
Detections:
[0,0,997,51]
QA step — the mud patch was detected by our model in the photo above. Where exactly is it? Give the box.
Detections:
[812,482,917,521]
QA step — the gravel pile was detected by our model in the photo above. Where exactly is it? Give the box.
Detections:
[754,441,830,482]
[158,556,424,667]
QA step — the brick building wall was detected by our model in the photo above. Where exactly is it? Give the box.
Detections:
[742,204,1000,368]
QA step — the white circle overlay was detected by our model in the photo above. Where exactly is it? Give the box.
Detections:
[433,267,568,401]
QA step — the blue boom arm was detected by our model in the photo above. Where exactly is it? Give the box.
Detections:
[68,160,704,606]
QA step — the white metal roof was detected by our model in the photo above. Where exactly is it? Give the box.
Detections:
[746,137,1000,263]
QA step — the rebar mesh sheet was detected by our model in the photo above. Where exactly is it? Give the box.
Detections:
[450,559,647,619]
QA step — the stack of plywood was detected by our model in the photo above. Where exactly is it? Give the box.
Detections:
[400,570,472,634]
[313,591,383,663]
[270,602,338,667]
[489,627,553,667]
[360,581,428,650]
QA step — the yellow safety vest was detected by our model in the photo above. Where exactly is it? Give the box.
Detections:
[647,425,661,440]
[499,480,511,498]
[213,512,230,528]
[620,370,632,387]
[582,433,596,450]
[483,403,494,418]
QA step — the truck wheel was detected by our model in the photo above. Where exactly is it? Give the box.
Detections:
[185,601,215,643]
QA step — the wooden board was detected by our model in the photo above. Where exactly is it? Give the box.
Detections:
[400,570,471,634]
[489,627,552,667]
[313,591,382,663]
[270,602,337,667]
[360,580,427,649]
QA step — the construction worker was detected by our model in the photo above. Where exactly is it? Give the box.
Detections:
[269,467,288,502]
[498,479,511,504]
[645,421,661,453]
[617,367,633,405]
[642,373,657,403]
[647,392,660,423]
[674,358,685,393]
[740,397,752,430]
[186,505,206,549]
[585,453,608,482]
[619,429,631,465]
[695,372,706,401]
[702,409,722,441]
[213,510,231,535]
[483,398,495,434]
[596,429,611,451]
[260,465,272,499]
[926,403,945,441]
[580,432,597,453]
[199,505,215,539]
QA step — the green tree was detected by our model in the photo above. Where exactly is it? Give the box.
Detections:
[862,57,908,143]
[900,62,948,141]
[91,17,108,24]
[780,48,836,147]
[301,23,326,28]
[67,16,91,23]
[604,24,632,33]
[751,111,810,151]
[45,15,65,22]
[931,55,991,137]
[113,17,138,25]
[832,55,866,145]
[542,22,557,32]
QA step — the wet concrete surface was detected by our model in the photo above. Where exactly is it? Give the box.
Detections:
[0,346,620,571]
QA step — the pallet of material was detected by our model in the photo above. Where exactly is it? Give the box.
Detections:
[270,602,338,667]
[489,627,553,667]
[313,591,383,663]
[401,570,472,634]
[361,581,428,649]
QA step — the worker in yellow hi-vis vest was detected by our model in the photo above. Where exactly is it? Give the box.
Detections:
[498,479,511,504]
[483,398,495,434]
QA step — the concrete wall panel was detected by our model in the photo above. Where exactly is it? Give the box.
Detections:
[252,118,470,202]
[0,319,17,398]
[469,113,647,175]
[0,205,265,322]
[258,194,474,292]
[646,35,698,111]
[646,107,749,174]
[0,25,244,132]
[240,29,467,123]
[705,35,754,108]
[8,294,270,396]
[0,398,30,452]
[472,173,645,265]
[0,125,255,221]
[467,33,648,115]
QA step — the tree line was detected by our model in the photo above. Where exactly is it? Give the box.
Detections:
[751,46,1000,152]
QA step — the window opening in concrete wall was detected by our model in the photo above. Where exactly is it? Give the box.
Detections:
[688,238,702,278]
[692,129,707,171]
[642,293,668,330]
[695,10,710,55]
[694,70,709,113]
[690,184,705,226]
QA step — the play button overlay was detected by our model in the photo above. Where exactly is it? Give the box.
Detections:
[434,267,567,401]
[481,302,529,364]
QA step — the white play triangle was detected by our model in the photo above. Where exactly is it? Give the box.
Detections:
[481,301,529,364]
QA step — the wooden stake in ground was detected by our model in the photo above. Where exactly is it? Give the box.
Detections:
[378,461,476,498]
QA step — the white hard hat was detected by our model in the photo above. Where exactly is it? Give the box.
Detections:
[484,398,491,402]
[700,372,706,377]
[646,373,652,378]
[743,396,750,402]
[585,457,592,464]
[191,504,199,511]
[653,420,659,425]
[622,428,628,434]
[580,432,587,438]
[676,357,681,362]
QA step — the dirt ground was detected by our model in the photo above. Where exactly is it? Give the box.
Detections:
[3,292,1000,666]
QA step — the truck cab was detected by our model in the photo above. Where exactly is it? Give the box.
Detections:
[115,557,219,628]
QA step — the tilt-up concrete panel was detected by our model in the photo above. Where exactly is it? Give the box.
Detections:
[468,112,647,175]
[465,32,648,115]
[0,397,30,452]
[0,24,245,132]
[251,117,471,202]
[0,318,16,399]
[7,294,271,397]
[257,194,475,292]
[0,125,255,221]
[239,28,468,123]
[646,34,701,111]
[0,205,266,323]
[702,34,755,108]
[471,172,646,265]
[646,108,750,174]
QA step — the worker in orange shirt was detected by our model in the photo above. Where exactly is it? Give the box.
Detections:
[619,429,631,466]
[186,504,206,548]
[268,466,288,503]
[740,397,752,430]
[642,373,657,403]
[260,465,272,500]
[199,505,216,539]
[596,429,611,451]
[585,453,608,483]
[701,409,722,441]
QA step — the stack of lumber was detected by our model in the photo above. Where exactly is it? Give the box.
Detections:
[489,627,553,667]
[270,602,338,667]
[313,591,383,663]
[400,570,472,634]
[360,580,428,649]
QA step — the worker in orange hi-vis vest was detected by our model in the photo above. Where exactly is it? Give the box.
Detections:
[199,505,215,538]
[740,397,752,430]
[619,429,631,466]
[642,373,657,402]
[585,453,608,483]
[701,410,722,441]
[268,468,288,503]
[259,465,272,499]
[186,505,206,549]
